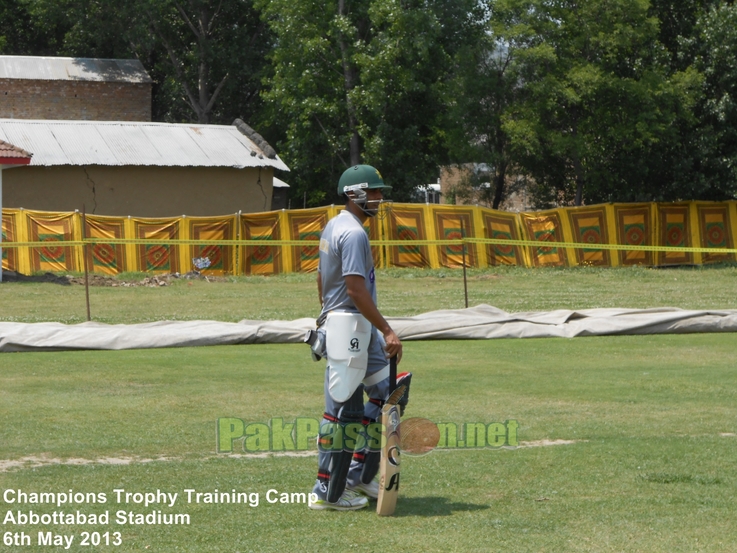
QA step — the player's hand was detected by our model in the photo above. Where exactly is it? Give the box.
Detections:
[383,329,402,363]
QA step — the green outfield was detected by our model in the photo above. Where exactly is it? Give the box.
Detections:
[1,266,736,551]
[1,264,737,324]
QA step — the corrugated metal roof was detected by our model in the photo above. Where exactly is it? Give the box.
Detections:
[0,120,289,171]
[0,56,152,83]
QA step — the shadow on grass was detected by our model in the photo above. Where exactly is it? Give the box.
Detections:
[394,496,490,517]
[0,271,70,285]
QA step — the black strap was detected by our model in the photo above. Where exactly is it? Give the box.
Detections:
[389,355,397,394]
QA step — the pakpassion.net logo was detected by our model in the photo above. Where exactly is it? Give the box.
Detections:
[216,417,518,455]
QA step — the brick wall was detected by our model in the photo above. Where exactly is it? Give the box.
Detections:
[0,79,151,121]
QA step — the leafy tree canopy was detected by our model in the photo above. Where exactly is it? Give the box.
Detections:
[257,0,480,205]
[1,0,736,207]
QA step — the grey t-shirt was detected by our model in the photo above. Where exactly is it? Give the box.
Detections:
[318,210,376,316]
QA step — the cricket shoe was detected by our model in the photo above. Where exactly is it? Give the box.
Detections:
[308,489,368,511]
[346,478,379,500]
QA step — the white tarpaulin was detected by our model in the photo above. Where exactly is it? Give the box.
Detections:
[1,305,737,353]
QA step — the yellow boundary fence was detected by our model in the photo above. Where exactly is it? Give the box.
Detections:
[2,201,737,276]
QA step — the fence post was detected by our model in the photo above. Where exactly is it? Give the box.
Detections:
[461,219,469,309]
[82,205,91,321]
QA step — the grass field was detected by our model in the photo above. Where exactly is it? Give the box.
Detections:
[1,264,737,323]
[1,266,737,551]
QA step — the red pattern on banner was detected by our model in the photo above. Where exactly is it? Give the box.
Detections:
[288,210,328,273]
[481,210,523,266]
[656,204,691,265]
[85,216,126,274]
[27,213,76,272]
[697,204,734,263]
[387,206,430,267]
[567,208,610,266]
[614,205,652,266]
[521,212,567,267]
[134,219,180,273]
[433,209,476,268]
[242,213,281,275]
[93,243,116,266]
[189,218,235,274]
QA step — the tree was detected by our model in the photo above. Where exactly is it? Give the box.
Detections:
[257,0,477,205]
[0,0,72,55]
[690,1,737,199]
[138,0,271,124]
[446,0,533,208]
[500,0,701,206]
[357,0,482,201]
[647,0,718,70]
[17,0,271,125]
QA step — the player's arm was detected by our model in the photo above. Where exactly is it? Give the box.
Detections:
[344,274,402,362]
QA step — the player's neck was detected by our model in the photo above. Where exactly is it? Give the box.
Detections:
[346,201,369,223]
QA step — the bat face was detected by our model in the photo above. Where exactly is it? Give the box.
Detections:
[386,409,401,469]
[376,402,402,516]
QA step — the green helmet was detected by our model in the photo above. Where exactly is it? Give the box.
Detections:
[337,165,392,196]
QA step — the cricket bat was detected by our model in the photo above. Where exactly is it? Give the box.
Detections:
[377,356,405,516]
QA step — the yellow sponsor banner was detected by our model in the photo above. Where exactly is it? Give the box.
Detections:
[730,200,737,264]
[123,216,136,273]
[604,204,620,268]
[471,206,489,268]
[612,203,655,266]
[694,201,735,265]
[4,203,737,276]
[556,207,579,267]
[385,204,432,268]
[84,214,128,275]
[24,209,79,274]
[519,209,568,267]
[241,211,283,275]
[285,207,330,273]
[565,205,613,267]
[130,217,182,274]
[656,202,693,266]
[478,208,525,267]
[185,215,238,276]
[2,208,21,273]
[430,205,479,269]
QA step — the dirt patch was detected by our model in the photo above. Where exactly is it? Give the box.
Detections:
[1,440,581,472]
[1,271,228,287]
[474,273,503,281]
[0,451,320,472]
[66,274,133,286]
[66,275,172,287]
[0,454,173,472]
[224,451,317,460]
[518,439,580,448]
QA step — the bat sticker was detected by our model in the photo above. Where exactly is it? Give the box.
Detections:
[385,474,400,491]
[388,445,400,466]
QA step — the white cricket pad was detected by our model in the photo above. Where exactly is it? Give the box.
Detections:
[325,311,372,402]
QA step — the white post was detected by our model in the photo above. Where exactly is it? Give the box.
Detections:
[0,166,3,283]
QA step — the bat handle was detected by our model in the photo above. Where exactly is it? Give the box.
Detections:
[389,355,397,394]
